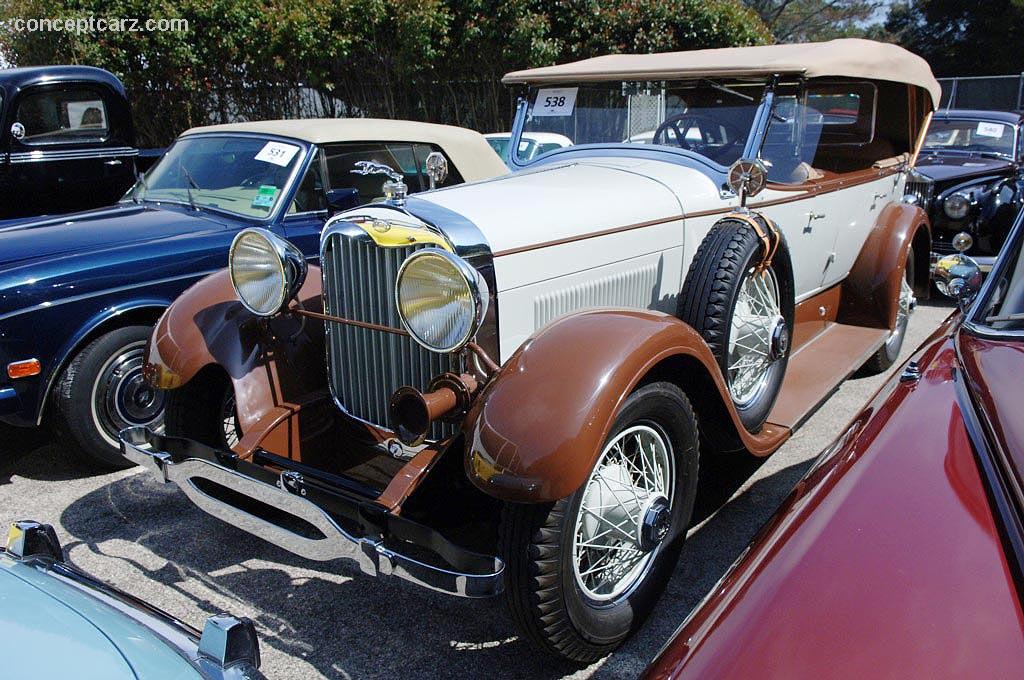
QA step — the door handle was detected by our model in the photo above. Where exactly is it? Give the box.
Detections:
[104,159,123,166]
[806,212,825,220]
[873,192,889,200]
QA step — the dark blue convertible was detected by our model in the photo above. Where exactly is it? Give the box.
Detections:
[0,118,506,467]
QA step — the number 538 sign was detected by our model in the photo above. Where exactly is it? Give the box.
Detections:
[533,87,578,117]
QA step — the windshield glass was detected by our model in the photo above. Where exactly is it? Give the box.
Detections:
[976,216,1024,332]
[517,80,765,166]
[130,135,305,218]
[923,119,1016,159]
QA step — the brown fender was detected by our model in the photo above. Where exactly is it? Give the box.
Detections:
[839,202,930,330]
[462,309,790,503]
[145,267,327,456]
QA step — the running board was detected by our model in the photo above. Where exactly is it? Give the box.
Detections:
[767,322,889,430]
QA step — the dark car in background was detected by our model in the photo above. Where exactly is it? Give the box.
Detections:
[642,215,1024,680]
[0,118,506,469]
[905,109,1024,270]
[0,65,159,220]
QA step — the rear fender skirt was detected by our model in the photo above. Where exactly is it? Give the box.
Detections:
[839,202,930,330]
[461,309,790,503]
[145,268,328,456]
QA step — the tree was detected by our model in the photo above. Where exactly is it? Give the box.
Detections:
[885,0,1024,76]
[0,0,770,145]
[743,0,882,41]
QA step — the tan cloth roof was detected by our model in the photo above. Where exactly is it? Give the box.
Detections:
[180,118,508,182]
[503,39,940,108]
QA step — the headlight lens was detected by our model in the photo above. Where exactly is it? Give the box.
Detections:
[944,192,970,220]
[229,228,307,316]
[395,248,488,352]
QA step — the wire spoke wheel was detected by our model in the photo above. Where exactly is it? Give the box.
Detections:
[571,424,674,601]
[727,267,783,407]
[220,390,242,449]
[885,274,915,353]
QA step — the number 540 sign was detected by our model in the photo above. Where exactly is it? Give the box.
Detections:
[533,87,578,117]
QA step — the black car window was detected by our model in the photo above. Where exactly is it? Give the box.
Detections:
[14,88,109,145]
[323,142,419,202]
[288,150,327,214]
[411,143,463,188]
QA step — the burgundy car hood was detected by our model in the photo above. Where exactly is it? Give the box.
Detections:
[646,324,1024,680]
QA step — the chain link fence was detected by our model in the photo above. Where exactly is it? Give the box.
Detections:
[937,75,1024,112]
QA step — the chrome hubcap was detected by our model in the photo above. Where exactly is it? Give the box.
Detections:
[728,268,783,406]
[572,424,674,601]
[93,343,165,446]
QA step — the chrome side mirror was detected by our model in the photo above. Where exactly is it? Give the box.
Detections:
[10,122,25,140]
[424,151,449,190]
[727,158,767,207]
[934,253,982,309]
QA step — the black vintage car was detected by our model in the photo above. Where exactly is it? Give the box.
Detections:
[904,109,1024,270]
[0,65,153,220]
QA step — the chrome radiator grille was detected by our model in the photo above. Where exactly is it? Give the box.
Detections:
[322,230,460,440]
[904,179,934,210]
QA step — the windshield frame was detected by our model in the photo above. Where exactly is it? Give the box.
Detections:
[505,76,784,173]
[965,206,1024,340]
[921,117,1019,161]
[125,131,312,222]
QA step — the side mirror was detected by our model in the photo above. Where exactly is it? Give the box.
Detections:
[727,158,767,207]
[425,151,449,190]
[934,252,983,309]
[326,187,360,213]
[10,122,25,140]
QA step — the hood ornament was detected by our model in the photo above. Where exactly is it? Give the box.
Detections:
[351,161,407,207]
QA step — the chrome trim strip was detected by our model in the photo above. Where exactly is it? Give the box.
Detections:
[8,146,139,163]
[120,427,504,598]
[0,268,223,323]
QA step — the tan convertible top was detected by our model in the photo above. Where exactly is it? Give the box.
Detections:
[503,39,940,108]
[181,118,508,182]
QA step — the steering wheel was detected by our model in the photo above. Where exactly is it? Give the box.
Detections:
[653,113,741,153]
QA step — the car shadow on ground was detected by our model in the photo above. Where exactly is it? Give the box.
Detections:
[34,435,812,680]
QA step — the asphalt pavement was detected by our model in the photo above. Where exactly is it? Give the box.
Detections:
[0,299,953,680]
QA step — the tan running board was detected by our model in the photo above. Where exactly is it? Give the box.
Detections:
[766,322,889,431]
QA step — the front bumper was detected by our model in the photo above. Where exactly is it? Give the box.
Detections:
[119,427,504,598]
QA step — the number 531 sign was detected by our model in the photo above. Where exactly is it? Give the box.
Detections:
[533,87,578,117]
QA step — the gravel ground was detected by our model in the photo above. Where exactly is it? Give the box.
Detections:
[0,300,952,680]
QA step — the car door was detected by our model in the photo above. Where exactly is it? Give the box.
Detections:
[757,93,839,298]
[281,148,328,262]
[6,83,135,217]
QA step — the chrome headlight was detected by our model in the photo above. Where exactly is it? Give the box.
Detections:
[229,228,307,316]
[395,248,488,353]
[943,192,970,220]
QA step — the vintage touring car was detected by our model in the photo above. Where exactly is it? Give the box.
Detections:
[122,40,938,662]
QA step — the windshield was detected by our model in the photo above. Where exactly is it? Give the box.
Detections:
[923,119,1016,159]
[517,80,765,166]
[130,135,305,218]
[975,214,1024,332]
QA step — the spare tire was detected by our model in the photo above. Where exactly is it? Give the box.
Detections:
[677,216,795,433]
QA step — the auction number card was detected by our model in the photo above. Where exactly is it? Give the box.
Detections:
[254,141,300,166]
[533,87,578,117]
[976,121,1006,138]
